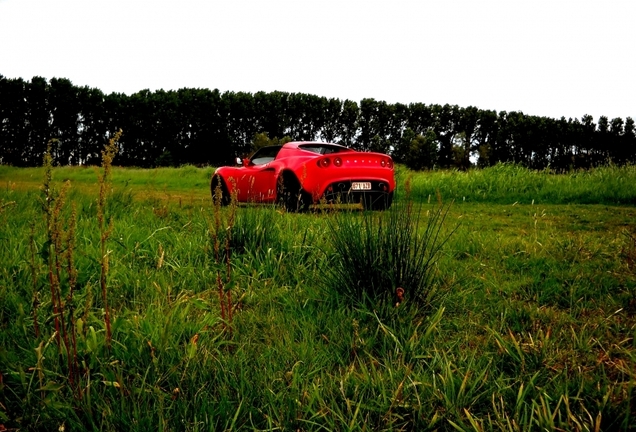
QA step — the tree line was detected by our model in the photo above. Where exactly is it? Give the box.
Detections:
[1,74,634,170]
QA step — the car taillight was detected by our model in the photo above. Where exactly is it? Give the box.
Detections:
[381,159,386,167]
[334,157,342,167]
[318,158,330,168]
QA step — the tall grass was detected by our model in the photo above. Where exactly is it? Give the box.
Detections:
[402,163,636,204]
[5,163,636,206]
[0,164,635,430]
[0,164,215,198]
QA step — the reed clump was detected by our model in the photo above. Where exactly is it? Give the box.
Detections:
[325,186,455,310]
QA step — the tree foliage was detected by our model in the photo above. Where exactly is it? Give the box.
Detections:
[1,74,635,169]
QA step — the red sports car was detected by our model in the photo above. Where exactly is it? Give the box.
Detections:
[211,141,395,211]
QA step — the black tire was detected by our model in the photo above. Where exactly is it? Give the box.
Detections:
[277,172,310,212]
[362,191,393,211]
[211,175,230,206]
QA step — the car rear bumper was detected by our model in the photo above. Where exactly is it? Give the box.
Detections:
[319,180,393,205]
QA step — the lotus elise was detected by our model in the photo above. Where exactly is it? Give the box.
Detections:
[211,141,395,211]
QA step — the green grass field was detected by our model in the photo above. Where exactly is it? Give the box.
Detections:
[1,164,635,431]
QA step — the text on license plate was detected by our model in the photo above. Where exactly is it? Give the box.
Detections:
[351,182,372,191]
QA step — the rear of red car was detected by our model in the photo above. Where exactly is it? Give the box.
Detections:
[292,145,396,210]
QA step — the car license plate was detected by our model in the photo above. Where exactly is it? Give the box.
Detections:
[351,182,372,190]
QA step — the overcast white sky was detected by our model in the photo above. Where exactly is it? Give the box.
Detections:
[1,0,634,121]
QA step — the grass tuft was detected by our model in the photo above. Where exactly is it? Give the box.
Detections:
[325,196,455,309]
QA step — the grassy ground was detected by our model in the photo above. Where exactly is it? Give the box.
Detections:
[0,164,635,431]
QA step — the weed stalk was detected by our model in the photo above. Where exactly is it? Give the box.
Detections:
[97,129,122,350]
[28,223,41,339]
[51,179,74,387]
[65,203,80,396]
[39,142,82,395]
[210,180,237,333]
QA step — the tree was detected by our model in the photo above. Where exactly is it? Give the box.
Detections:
[624,117,636,163]
[456,107,479,157]
[224,91,258,157]
[179,87,230,166]
[394,128,437,170]
[594,115,611,164]
[609,117,625,163]
[254,91,286,139]
[339,100,359,148]
[319,98,346,143]
[286,93,325,141]
[76,85,107,165]
[251,132,292,152]
[474,109,498,167]
[451,132,471,170]
[48,78,80,164]
[25,76,50,165]
[406,102,435,135]
[0,76,28,165]
[357,99,397,151]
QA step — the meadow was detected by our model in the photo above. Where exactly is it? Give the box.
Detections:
[0,163,635,431]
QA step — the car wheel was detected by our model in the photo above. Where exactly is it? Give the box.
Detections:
[362,192,393,211]
[211,175,230,206]
[277,173,310,212]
